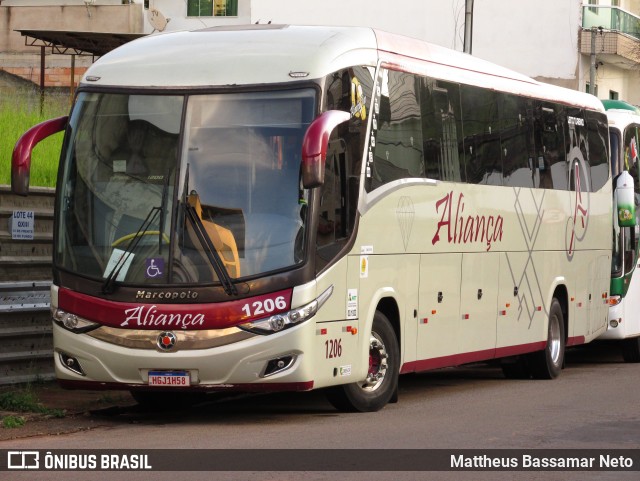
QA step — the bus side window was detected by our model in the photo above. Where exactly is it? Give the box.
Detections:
[625,124,640,203]
[500,94,534,188]
[623,226,636,276]
[316,140,347,272]
[371,69,424,189]
[420,78,463,182]
[533,102,565,189]
[565,107,588,193]
[460,85,502,185]
[316,67,371,273]
[586,110,610,192]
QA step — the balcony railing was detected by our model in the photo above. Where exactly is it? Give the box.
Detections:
[583,5,640,40]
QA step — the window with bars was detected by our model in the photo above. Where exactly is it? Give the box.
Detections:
[187,0,238,17]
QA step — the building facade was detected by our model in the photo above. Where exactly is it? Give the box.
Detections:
[2,1,640,104]
[0,0,249,87]
[250,0,640,105]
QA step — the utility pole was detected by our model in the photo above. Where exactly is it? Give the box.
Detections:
[464,0,474,54]
[590,27,596,95]
[589,27,603,96]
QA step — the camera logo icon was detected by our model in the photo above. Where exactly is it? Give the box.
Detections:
[7,451,39,469]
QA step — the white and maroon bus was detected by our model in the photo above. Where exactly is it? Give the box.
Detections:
[13,25,613,411]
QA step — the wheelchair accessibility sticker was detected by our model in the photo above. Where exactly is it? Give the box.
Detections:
[145,258,164,278]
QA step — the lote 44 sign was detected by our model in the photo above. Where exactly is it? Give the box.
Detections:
[10,210,34,240]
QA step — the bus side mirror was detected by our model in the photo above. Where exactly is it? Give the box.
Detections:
[301,110,350,188]
[616,170,636,227]
[12,116,68,196]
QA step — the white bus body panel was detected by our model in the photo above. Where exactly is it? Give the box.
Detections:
[356,180,610,371]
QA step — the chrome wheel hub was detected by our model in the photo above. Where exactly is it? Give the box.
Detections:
[361,333,388,391]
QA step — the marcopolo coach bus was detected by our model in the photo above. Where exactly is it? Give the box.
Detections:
[13,25,614,411]
[602,99,640,362]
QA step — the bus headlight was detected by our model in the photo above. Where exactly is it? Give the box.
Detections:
[52,308,99,333]
[240,286,333,335]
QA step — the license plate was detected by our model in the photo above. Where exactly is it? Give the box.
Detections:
[148,370,191,387]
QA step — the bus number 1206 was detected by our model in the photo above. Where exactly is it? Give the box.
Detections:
[325,339,342,359]
[241,296,287,318]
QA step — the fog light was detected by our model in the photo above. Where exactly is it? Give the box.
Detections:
[263,355,296,377]
[62,313,79,329]
[610,319,620,328]
[59,352,85,376]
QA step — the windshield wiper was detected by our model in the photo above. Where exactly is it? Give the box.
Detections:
[102,173,171,293]
[183,198,238,296]
[101,206,161,294]
[180,165,237,296]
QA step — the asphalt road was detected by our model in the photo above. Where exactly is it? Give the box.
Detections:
[1,340,639,481]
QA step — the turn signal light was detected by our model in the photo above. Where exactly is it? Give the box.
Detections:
[607,296,621,306]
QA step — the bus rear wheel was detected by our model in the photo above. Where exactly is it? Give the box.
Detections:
[325,311,399,412]
[527,298,565,379]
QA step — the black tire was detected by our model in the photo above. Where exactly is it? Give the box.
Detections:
[527,298,565,379]
[621,336,640,363]
[325,311,399,412]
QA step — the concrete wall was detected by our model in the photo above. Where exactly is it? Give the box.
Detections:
[0,186,56,385]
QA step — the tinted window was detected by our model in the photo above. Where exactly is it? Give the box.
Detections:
[461,85,502,185]
[370,69,424,189]
[500,94,534,187]
[610,130,621,178]
[534,102,566,189]
[586,110,610,192]
[564,107,589,192]
[318,67,372,272]
[623,124,640,195]
[420,78,464,182]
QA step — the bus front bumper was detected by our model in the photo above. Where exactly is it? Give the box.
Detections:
[52,321,317,392]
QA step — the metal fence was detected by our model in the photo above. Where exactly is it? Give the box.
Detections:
[0,186,55,385]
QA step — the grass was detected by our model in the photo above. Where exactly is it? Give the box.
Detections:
[0,388,66,428]
[2,415,26,429]
[0,87,70,188]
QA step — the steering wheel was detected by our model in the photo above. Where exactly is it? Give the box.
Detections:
[112,231,170,247]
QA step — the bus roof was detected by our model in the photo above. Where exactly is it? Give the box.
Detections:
[602,99,640,114]
[81,24,603,112]
[83,25,378,89]
[606,104,640,132]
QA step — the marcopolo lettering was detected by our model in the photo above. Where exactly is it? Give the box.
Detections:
[136,290,198,300]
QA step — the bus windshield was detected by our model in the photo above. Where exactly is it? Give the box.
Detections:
[55,89,316,286]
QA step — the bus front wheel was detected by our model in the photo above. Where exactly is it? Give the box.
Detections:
[527,298,565,379]
[325,311,399,412]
